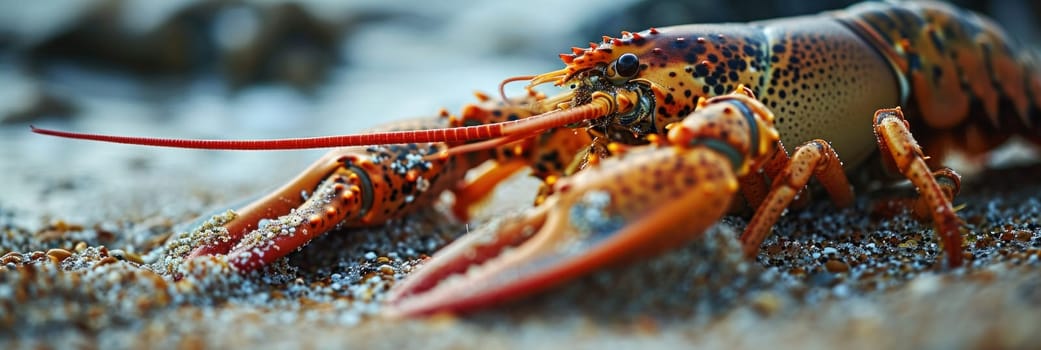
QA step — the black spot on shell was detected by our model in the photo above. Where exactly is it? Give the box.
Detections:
[685,52,699,64]
[672,38,689,49]
[743,45,756,56]
[657,106,670,118]
[694,64,709,77]
[692,43,707,55]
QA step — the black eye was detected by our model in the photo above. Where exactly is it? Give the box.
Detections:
[615,53,640,77]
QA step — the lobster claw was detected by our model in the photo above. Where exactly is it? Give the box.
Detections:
[382,204,555,317]
[383,145,740,317]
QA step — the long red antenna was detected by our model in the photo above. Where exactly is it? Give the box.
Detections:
[31,124,508,150]
[30,96,613,151]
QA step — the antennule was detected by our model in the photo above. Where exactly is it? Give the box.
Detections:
[498,75,535,103]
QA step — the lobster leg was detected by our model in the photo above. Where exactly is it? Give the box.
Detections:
[737,140,791,209]
[452,123,595,218]
[450,160,527,220]
[908,168,961,221]
[873,167,961,222]
[451,124,595,220]
[873,108,964,268]
[739,139,855,256]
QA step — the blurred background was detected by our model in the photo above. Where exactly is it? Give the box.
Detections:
[0,0,1037,227]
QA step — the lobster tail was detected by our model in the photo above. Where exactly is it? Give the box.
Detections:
[1022,50,1041,144]
[838,1,1041,150]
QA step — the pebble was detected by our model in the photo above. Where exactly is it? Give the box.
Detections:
[46,248,72,263]
[825,259,849,273]
[1,252,22,265]
[109,249,144,264]
[750,292,782,316]
[93,256,118,268]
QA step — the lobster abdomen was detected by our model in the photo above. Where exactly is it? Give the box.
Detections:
[837,1,1041,154]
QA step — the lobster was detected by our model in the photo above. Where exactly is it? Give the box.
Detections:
[31,1,1041,317]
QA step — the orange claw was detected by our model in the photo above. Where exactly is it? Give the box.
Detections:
[383,88,778,317]
[384,145,742,317]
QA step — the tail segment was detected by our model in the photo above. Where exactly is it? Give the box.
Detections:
[838,1,1041,150]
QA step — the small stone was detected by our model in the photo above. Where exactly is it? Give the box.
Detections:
[109,249,142,263]
[46,248,72,262]
[94,256,118,268]
[124,252,145,264]
[633,316,659,334]
[750,292,782,316]
[1,252,22,265]
[900,239,918,248]
[825,259,849,273]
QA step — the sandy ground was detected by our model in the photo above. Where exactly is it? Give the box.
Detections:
[2,1,1041,349]
[2,147,1039,350]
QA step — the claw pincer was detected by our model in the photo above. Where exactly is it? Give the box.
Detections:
[385,90,780,317]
